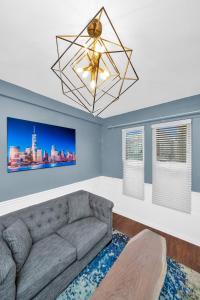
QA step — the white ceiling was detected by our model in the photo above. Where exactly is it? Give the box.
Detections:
[0,0,200,118]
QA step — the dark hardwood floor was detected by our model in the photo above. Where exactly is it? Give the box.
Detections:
[113,213,200,273]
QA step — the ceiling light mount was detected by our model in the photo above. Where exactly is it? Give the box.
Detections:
[87,19,102,38]
[51,7,139,116]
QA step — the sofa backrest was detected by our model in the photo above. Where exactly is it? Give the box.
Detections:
[0,190,89,243]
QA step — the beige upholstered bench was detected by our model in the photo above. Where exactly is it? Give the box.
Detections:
[91,229,167,300]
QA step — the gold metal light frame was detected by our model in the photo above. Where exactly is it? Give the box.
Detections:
[51,7,139,116]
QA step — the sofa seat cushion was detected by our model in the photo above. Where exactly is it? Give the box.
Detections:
[57,217,108,260]
[16,234,76,300]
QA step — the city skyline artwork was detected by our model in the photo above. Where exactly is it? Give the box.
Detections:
[7,117,76,172]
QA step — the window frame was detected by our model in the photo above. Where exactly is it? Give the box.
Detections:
[152,119,191,166]
[151,119,192,213]
[122,126,145,163]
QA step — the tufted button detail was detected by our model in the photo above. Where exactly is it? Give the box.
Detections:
[59,203,62,208]
[29,214,34,219]
[57,216,60,220]
[48,218,52,223]
[50,207,54,212]
[41,211,45,215]
[37,224,42,228]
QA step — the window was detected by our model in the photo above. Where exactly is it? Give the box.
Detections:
[156,125,187,163]
[152,120,191,213]
[125,129,143,161]
[122,127,144,200]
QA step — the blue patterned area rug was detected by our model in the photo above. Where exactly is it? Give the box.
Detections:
[57,231,200,300]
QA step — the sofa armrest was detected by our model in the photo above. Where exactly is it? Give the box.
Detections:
[0,240,16,300]
[89,193,114,235]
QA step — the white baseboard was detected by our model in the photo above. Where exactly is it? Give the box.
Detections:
[0,176,199,246]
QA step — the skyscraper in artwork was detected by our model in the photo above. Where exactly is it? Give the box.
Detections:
[32,126,37,161]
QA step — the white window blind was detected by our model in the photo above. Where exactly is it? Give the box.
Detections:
[152,119,191,213]
[122,127,144,200]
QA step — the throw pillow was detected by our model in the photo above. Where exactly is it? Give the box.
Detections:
[3,219,32,272]
[68,191,92,223]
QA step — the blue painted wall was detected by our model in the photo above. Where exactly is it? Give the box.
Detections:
[101,95,200,192]
[1,79,200,201]
[0,80,102,201]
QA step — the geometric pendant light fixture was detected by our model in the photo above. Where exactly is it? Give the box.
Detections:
[51,7,139,116]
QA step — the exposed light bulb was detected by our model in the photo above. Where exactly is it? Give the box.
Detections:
[105,70,109,78]
[76,67,83,73]
[82,71,89,78]
[100,70,110,80]
[100,73,105,80]
[90,80,96,89]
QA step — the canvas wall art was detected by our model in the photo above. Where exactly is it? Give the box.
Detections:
[7,117,76,173]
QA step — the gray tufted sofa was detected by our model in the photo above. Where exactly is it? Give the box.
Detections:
[0,190,114,300]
